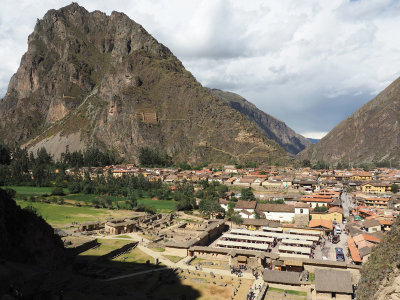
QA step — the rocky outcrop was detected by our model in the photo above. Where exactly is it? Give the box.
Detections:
[209,89,311,155]
[298,76,400,165]
[0,3,289,164]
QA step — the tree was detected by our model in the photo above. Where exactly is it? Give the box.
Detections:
[313,206,328,212]
[391,184,399,194]
[51,187,65,196]
[240,188,255,201]
[0,143,11,165]
[231,214,243,225]
[127,190,137,210]
[145,206,156,215]
[302,159,311,168]
[199,197,224,218]
[139,147,172,167]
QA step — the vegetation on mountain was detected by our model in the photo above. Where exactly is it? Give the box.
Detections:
[357,219,400,299]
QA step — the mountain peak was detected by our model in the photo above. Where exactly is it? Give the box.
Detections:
[0,4,289,165]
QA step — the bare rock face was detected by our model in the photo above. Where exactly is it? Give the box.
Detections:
[208,89,311,155]
[298,76,400,165]
[0,3,289,164]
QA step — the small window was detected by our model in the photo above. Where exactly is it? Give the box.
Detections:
[300,209,303,214]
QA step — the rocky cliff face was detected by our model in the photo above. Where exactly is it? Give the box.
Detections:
[298,76,400,165]
[209,89,311,155]
[0,3,289,164]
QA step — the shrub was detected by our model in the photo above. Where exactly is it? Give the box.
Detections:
[51,187,65,196]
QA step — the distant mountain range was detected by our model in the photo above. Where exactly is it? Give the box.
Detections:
[0,3,310,165]
[307,138,320,144]
[298,76,400,165]
[208,89,311,155]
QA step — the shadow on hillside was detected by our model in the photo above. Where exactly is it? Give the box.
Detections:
[0,256,201,300]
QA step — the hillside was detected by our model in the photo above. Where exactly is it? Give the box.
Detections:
[298,77,400,165]
[0,3,289,165]
[0,188,65,267]
[357,219,400,300]
[208,89,311,155]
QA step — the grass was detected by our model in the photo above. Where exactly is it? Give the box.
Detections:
[17,200,107,225]
[6,185,176,211]
[150,247,165,252]
[115,235,132,239]
[267,287,307,296]
[309,272,315,283]
[5,185,55,196]
[79,238,132,257]
[163,255,184,263]
[118,247,155,264]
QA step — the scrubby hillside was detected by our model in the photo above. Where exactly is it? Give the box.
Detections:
[357,219,400,299]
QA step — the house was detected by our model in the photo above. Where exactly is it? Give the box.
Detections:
[379,219,394,231]
[256,204,295,223]
[363,219,381,233]
[349,171,372,181]
[234,200,257,219]
[242,219,280,231]
[79,221,101,231]
[104,219,137,235]
[262,180,283,189]
[294,202,310,227]
[314,269,353,299]
[253,178,265,186]
[364,197,390,208]
[292,179,318,192]
[308,219,333,232]
[361,182,391,193]
[164,174,178,184]
[310,207,343,224]
[262,269,301,286]
[301,195,333,208]
[233,178,255,187]
[218,198,229,211]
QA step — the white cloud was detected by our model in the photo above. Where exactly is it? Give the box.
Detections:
[0,0,400,136]
[302,132,328,140]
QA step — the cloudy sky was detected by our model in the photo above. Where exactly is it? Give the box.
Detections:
[1,0,400,138]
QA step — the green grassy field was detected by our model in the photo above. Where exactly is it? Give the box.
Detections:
[5,185,176,211]
[16,200,111,225]
[5,185,56,196]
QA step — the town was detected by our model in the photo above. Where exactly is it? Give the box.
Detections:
[40,163,399,299]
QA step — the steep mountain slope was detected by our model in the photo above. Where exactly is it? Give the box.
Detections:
[0,3,289,164]
[357,219,400,300]
[0,188,65,267]
[298,77,400,165]
[208,89,311,155]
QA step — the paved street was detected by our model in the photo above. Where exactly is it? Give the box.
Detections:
[313,223,349,263]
